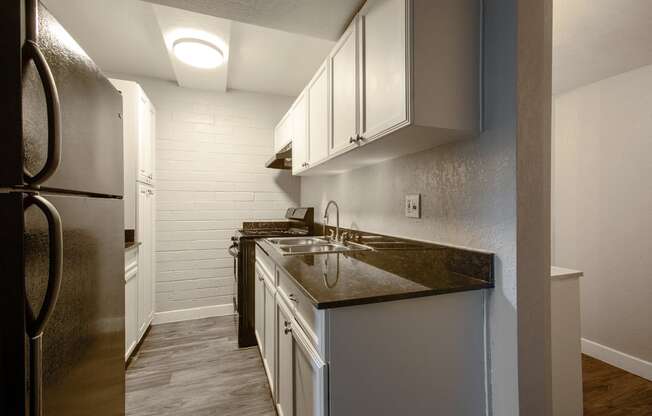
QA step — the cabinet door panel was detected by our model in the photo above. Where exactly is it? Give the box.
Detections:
[293,325,327,416]
[308,64,329,165]
[291,94,308,174]
[125,267,138,359]
[361,0,408,138]
[264,282,276,393]
[330,24,358,155]
[276,299,294,416]
[254,265,265,350]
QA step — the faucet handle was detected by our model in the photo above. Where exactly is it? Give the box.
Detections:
[340,231,350,242]
[328,229,336,241]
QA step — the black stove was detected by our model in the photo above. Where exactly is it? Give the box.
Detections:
[228,208,314,348]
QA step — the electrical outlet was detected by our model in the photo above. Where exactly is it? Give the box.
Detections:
[405,194,421,218]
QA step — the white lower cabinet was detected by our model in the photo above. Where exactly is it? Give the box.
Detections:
[255,243,486,416]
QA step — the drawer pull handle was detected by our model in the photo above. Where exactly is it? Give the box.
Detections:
[284,320,292,335]
[284,327,292,335]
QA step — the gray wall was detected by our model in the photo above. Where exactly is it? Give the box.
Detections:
[553,64,652,368]
[302,0,522,413]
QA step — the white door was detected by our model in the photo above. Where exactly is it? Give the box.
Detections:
[136,185,148,334]
[263,279,276,394]
[148,105,156,183]
[145,188,155,323]
[308,63,329,165]
[125,265,138,359]
[292,93,308,174]
[276,298,294,416]
[254,264,266,351]
[292,324,328,416]
[330,22,359,155]
[138,93,151,182]
[360,0,408,140]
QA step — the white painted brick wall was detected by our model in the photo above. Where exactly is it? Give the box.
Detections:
[112,75,299,314]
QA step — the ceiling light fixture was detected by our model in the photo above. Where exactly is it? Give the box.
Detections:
[173,37,224,69]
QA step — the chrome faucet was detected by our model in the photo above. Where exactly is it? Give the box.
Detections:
[323,200,340,242]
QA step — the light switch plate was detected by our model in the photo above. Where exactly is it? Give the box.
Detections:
[405,194,421,218]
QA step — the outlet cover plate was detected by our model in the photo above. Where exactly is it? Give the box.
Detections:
[405,194,421,218]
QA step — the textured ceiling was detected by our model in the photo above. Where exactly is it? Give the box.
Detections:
[143,0,365,40]
[553,0,652,94]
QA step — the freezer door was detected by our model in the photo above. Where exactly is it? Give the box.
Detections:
[20,4,123,196]
[0,194,28,416]
[23,193,125,415]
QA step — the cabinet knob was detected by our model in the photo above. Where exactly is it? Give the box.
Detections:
[284,327,292,335]
[349,136,356,144]
[356,134,364,143]
[288,293,298,303]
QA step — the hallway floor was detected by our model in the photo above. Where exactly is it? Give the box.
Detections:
[583,354,652,416]
[125,316,275,416]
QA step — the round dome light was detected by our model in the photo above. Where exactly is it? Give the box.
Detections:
[173,38,224,69]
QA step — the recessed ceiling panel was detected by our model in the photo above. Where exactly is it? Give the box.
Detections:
[153,4,232,92]
[42,0,175,81]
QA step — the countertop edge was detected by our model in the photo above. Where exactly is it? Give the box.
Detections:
[551,266,583,280]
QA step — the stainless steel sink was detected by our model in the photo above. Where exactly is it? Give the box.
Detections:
[264,237,373,256]
[266,237,330,246]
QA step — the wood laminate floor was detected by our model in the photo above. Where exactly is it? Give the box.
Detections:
[583,354,652,416]
[126,316,276,416]
[126,319,652,416]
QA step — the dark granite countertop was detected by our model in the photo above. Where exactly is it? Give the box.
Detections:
[256,235,494,309]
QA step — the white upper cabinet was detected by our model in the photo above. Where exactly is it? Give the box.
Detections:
[308,62,330,165]
[359,0,408,139]
[291,92,309,175]
[272,0,481,176]
[330,22,359,156]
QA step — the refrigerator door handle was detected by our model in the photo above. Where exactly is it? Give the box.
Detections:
[24,195,63,416]
[22,0,62,186]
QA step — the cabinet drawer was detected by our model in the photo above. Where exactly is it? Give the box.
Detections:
[277,267,326,357]
[255,244,275,281]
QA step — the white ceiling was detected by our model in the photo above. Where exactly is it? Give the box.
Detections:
[553,0,652,94]
[142,0,365,41]
[42,0,334,96]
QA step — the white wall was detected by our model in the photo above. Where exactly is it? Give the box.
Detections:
[111,75,299,318]
[302,0,523,413]
[552,64,652,378]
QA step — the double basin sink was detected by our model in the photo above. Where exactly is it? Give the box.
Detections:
[265,236,373,256]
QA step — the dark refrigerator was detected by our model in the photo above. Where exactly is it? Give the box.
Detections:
[1,1,126,415]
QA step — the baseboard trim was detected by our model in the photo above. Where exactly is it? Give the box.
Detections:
[153,304,234,325]
[582,338,652,381]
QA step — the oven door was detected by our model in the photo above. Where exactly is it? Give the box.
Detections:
[228,242,239,314]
